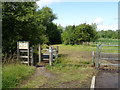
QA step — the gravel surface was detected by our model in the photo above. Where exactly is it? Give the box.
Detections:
[95,70,119,88]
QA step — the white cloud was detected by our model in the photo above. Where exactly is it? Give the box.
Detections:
[93,17,104,25]
[36,0,61,9]
[92,17,117,30]
[36,0,118,9]
[97,24,118,31]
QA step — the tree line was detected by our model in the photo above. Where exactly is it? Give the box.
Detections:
[62,23,98,45]
[97,30,119,39]
[2,2,119,55]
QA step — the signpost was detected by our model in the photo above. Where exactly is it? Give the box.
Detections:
[17,41,30,66]
[18,42,29,49]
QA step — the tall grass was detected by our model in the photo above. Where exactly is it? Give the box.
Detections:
[2,63,35,88]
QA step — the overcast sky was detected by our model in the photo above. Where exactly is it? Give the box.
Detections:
[36,0,119,31]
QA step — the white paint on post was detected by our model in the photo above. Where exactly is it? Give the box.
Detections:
[90,76,96,90]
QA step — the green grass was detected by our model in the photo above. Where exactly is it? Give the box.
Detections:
[22,75,47,88]
[59,44,96,52]
[46,64,97,83]
[100,45,119,53]
[17,44,118,88]
[18,43,118,88]
[2,63,35,88]
[44,44,98,87]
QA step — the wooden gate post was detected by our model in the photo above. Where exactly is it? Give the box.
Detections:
[96,45,100,68]
[56,46,59,58]
[27,42,30,66]
[30,47,33,66]
[92,51,95,66]
[49,47,53,66]
[17,42,19,60]
[39,44,42,63]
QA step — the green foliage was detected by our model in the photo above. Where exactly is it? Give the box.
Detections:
[62,25,76,45]
[97,29,119,39]
[2,63,35,88]
[2,2,62,55]
[62,23,98,45]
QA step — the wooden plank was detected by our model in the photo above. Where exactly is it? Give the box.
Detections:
[43,59,55,61]
[42,49,49,51]
[19,50,28,52]
[21,61,29,64]
[20,56,28,58]
[42,54,49,56]
[42,59,49,61]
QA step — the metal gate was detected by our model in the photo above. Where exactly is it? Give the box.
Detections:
[92,45,120,68]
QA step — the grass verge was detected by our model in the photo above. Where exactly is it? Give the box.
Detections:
[2,63,35,88]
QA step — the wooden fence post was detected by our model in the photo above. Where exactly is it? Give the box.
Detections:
[27,42,30,66]
[49,47,53,66]
[92,51,95,66]
[39,44,42,63]
[17,42,19,60]
[30,47,33,66]
[56,46,59,58]
[96,45,100,68]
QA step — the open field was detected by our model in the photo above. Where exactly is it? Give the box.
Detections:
[20,44,98,88]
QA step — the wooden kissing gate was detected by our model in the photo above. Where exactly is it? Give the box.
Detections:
[17,41,59,66]
[38,45,59,66]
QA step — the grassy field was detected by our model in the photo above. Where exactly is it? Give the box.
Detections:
[2,63,35,88]
[3,43,118,88]
[21,44,98,88]
[94,38,119,45]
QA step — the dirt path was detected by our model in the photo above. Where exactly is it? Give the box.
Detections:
[18,66,57,88]
[19,66,91,88]
[95,70,119,88]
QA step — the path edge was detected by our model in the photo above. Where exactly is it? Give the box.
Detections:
[90,76,96,90]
